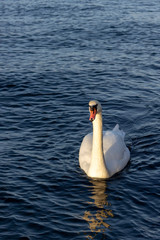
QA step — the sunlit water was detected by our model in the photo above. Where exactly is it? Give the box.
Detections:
[0,0,160,239]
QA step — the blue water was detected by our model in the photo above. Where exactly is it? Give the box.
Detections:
[0,0,160,239]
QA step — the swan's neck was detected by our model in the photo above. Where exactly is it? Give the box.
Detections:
[88,113,109,178]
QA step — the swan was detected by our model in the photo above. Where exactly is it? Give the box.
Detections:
[79,100,130,179]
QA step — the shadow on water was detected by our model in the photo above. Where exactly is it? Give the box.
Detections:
[83,179,114,239]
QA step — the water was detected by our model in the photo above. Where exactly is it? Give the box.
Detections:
[0,0,160,239]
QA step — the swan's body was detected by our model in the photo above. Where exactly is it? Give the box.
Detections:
[79,100,130,179]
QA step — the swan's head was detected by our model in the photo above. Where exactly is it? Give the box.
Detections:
[89,100,102,122]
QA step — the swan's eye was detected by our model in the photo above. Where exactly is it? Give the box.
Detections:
[89,104,98,111]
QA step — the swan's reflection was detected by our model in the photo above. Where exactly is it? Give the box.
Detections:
[83,180,114,239]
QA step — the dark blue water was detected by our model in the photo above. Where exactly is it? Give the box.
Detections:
[0,0,160,239]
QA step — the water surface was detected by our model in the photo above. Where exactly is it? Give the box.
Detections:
[0,0,160,239]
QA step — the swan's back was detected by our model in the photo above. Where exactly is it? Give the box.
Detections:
[79,133,92,174]
[79,124,130,177]
[103,125,130,176]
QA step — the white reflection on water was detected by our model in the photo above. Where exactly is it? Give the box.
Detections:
[83,180,114,239]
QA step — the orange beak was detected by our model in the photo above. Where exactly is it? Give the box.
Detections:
[89,108,97,122]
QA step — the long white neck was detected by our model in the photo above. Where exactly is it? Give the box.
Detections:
[88,112,109,178]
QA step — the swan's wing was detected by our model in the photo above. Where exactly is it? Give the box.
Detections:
[113,123,125,139]
[79,133,92,174]
[103,126,130,177]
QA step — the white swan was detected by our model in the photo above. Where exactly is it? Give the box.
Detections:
[79,100,130,179]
